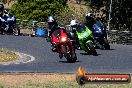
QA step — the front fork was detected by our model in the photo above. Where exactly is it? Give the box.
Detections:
[57,42,75,58]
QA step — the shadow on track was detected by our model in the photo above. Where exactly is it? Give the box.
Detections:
[99,48,116,51]
[59,60,81,63]
[80,53,101,56]
[107,48,115,50]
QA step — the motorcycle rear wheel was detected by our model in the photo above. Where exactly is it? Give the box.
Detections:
[65,52,77,63]
[86,42,97,56]
[103,38,110,50]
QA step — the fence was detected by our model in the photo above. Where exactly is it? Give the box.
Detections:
[16,19,132,45]
[107,30,132,45]
[16,19,48,36]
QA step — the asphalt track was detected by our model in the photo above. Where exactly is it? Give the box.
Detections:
[0,35,132,74]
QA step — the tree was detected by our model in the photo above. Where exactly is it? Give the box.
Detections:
[83,0,132,31]
[10,0,65,21]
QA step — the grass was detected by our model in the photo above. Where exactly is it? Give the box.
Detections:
[0,80,131,88]
[0,49,18,62]
[0,73,131,88]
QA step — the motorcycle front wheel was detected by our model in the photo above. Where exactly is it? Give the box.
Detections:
[13,27,20,36]
[62,43,77,63]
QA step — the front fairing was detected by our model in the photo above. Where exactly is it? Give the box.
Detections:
[93,21,106,36]
[52,29,69,43]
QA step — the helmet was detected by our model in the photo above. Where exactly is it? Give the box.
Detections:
[69,20,79,31]
[47,16,57,29]
[85,12,95,23]
[70,20,78,26]
[85,12,93,18]
[47,16,56,23]
[0,4,4,13]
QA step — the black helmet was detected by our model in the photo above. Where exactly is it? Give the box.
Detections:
[0,4,4,12]
[47,16,57,29]
[85,12,95,25]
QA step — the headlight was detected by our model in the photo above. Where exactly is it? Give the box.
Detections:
[61,37,67,42]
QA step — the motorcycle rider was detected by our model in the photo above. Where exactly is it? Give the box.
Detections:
[85,12,96,33]
[47,16,58,36]
[0,3,6,34]
[69,19,81,49]
[85,12,107,37]
[47,16,58,51]
[75,12,96,48]
[0,3,16,35]
[0,4,9,17]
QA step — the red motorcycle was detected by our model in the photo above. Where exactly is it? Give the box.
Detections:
[51,28,77,63]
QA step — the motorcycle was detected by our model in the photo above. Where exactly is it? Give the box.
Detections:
[66,25,81,50]
[51,27,77,63]
[76,25,97,55]
[93,21,110,50]
[0,14,20,35]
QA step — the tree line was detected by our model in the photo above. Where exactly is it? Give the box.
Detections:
[6,0,132,31]
[82,0,132,31]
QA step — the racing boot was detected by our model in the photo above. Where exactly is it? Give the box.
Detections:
[51,43,57,52]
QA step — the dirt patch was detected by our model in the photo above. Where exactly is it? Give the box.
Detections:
[0,73,75,85]
[0,51,35,65]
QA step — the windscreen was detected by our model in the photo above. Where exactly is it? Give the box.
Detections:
[76,25,86,33]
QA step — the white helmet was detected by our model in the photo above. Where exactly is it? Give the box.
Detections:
[70,20,78,26]
[47,16,55,23]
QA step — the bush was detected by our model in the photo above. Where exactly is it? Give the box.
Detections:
[10,0,65,22]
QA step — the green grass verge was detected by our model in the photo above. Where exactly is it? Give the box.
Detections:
[0,49,18,62]
[0,81,132,88]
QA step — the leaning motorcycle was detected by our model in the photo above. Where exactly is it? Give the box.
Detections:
[51,28,77,63]
[76,25,97,55]
[0,14,20,35]
[93,21,110,50]
[66,25,81,50]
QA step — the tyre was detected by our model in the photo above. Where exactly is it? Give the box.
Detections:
[63,44,77,63]
[66,52,77,63]
[87,42,97,56]
[104,38,110,50]
[13,27,20,36]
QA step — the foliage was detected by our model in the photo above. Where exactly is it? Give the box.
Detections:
[82,0,132,31]
[10,0,66,22]
[110,0,132,31]
[57,6,85,25]
[9,0,132,30]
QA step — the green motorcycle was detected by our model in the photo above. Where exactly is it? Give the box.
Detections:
[76,25,97,55]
